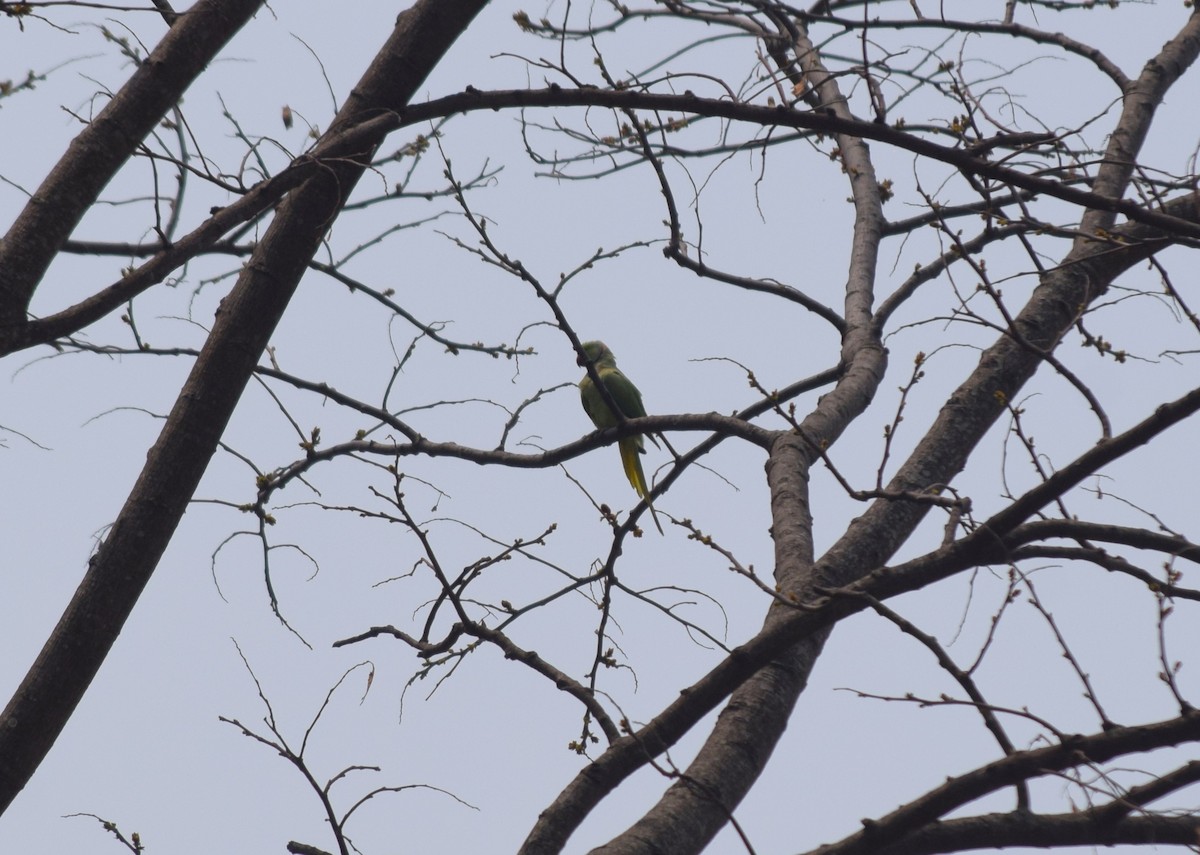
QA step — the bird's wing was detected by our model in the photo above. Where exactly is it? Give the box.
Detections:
[598,366,647,419]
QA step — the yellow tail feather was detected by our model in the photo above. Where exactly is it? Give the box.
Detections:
[619,439,648,496]
[619,439,664,534]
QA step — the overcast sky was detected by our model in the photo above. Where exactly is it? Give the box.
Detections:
[3,2,1199,853]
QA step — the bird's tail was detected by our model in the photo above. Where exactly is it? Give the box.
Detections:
[620,438,664,535]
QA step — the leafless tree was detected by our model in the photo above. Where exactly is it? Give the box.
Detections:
[2,1,1200,854]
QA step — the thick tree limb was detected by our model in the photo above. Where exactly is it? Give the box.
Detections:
[0,0,267,340]
[521,10,1200,853]
[584,17,890,853]
[805,715,1200,855]
[389,89,1200,242]
[13,35,1200,356]
[863,812,1200,855]
[0,0,491,817]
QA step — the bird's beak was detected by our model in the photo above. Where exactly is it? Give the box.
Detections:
[576,354,587,367]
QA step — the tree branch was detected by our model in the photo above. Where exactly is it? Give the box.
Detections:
[0,0,492,817]
[0,0,267,338]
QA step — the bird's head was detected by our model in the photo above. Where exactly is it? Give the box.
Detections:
[577,340,612,367]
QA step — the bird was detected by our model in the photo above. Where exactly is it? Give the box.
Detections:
[577,340,664,534]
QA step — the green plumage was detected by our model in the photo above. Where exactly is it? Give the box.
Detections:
[578,340,663,534]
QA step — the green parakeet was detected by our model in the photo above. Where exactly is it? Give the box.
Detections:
[577,340,664,534]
